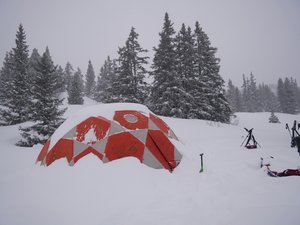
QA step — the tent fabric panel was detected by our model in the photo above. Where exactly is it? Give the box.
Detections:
[62,127,76,139]
[145,132,172,171]
[45,139,74,166]
[169,129,179,141]
[91,138,108,154]
[73,141,89,156]
[105,132,145,162]
[36,139,50,164]
[75,116,110,143]
[129,129,148,144]
[108,121,126,136]
[174,147,183,165]
[148,119,160,131]
[113,110,149,130]
[149,113,170,135]
[73,146,104,165]
[148,130,178,169]
[143,147,163,169]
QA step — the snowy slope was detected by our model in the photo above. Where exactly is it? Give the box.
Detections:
[1,99,300,225]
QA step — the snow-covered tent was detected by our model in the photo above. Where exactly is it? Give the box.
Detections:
[36,103,182,172]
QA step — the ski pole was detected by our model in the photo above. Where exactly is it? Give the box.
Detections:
[199,153,204,173]
[260,157,263,168]
[286,123,292,138]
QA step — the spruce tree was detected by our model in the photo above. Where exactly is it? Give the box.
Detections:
[193,21,231,122]
[95,56,117,103]
[64,62,74,92]
[284,77,296,114]
[269,111,280,123]
[0,51,14,106]
[0,24,30,125]
[174,24,196,118]
[68,68,84,104]
[55,65,66,93]
[226,79,238,112]
[247,73,259,112]
[18,47,66,146]
[148,13,184,117]
[112,27,149,103]
[193,21,212,119]
[277,78,286,113]
[257,83,279,112]
[85,60,96,98]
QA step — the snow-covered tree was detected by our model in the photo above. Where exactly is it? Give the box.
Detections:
[64,62,74,92]
[0,24,31,125]
[257,83,279,112]
[68,68,84,104]
[0,51,14,106]
[193,21,231,123]
[148,13,184,117]
[174,24,197,118]
[112,27,149,103]
[18,47,66,146]
[55,65,66,93]
[95,56,117,103]
[85,60,96,98]
[269,111,280,123]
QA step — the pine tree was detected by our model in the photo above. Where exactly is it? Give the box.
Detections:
[64,62,74,92]
[18,47,66,146]
[148,13,184,117]
[257,83,279,112]
[226,79,239,112]
[85,60,96,98]
[95,56,117,103]
[269,111,280,123]
[193,21,231,122]
[0,51,14,106]
[193,21,212,119]
[112,27,149,103]
[234,87,244,112]
[68,68,84,104]
[55,65,66,93]
[247,73,259,112]
[0,24,30,125]
[284,77,296,114]
[174,24,196,118]
[277,78,285,112]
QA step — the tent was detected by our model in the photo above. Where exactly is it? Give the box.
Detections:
[36,104,182,172]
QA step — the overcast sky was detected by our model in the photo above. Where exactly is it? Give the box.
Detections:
[1,0,300,86]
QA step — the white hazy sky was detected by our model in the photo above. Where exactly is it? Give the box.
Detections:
[1,0,300,86]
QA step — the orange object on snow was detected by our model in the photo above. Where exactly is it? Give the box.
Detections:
[37,108,182,172]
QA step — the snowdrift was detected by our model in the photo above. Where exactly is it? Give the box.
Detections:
[1,102,300,225]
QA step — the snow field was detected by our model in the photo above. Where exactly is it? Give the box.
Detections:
[0,102,300,225]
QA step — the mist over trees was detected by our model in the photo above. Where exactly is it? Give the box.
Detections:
[0,14,299,147]
[225,74,300,114]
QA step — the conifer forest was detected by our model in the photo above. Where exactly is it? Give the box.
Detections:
[0,13,299,147]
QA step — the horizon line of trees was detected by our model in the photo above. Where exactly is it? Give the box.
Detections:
[225,73,300,114]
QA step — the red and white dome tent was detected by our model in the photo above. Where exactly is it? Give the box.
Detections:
[37,103,182,172]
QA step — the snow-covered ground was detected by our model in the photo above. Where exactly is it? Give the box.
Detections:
[1,98,300,225]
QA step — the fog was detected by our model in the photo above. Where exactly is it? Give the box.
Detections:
[1,0,300,86]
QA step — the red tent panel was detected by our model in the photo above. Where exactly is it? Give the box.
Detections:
[76,116,110,144]
[73,146,104,164]
[113,110,149,130]
[37,139,50,163]
[46,139,73,166]
[105,132,145,162]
